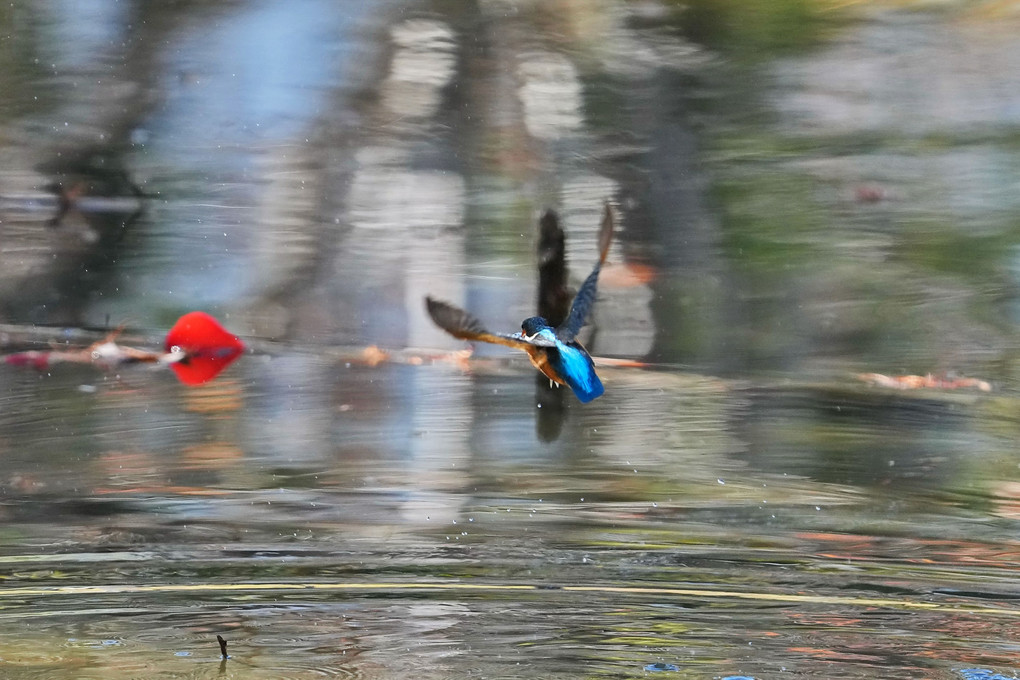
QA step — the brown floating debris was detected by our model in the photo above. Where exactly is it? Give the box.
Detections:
[857,372,991,392]
[360,345,390,367]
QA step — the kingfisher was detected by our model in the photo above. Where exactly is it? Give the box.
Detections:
[425,203,613,403]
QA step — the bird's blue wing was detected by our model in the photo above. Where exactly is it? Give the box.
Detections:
[556,203,614,343]
[556,262,602,343]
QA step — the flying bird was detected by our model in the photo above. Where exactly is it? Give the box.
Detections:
[426,203,614,403]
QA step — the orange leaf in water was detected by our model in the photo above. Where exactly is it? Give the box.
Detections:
[164,311,244,385]
[361,345,389,367]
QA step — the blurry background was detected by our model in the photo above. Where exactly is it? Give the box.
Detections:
[2,1,1020,678]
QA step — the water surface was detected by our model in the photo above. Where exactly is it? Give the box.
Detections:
[1,1,1020,678]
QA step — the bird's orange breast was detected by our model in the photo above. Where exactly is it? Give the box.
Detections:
[525,346,565,385]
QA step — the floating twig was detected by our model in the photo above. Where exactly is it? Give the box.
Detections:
[3,312,244,386]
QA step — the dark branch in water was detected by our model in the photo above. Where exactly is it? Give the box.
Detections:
[217,634,228,659]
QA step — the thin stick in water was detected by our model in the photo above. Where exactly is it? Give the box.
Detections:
[216,635,228,659]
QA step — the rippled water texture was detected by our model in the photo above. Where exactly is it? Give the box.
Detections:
[2,1,1020,678]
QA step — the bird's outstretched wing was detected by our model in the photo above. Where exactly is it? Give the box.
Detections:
[556,202,614,343]
[426,297,538,350]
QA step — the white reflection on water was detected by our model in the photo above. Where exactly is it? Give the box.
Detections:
[517,51,584,140]
[344,144,467,350]
[346,147,466,233]
[381,19,458,120]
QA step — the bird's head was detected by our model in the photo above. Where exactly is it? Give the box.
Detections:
[521,316,549,338]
